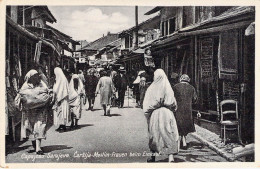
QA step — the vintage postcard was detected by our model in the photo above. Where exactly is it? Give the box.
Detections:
[0,0,259,168]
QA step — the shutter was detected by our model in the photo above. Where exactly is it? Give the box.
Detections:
[218,30,239,80]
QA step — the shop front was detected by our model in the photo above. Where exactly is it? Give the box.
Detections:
[150,10,255,143]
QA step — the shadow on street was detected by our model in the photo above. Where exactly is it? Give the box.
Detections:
[6,145,31,155]
[42,145,73,153]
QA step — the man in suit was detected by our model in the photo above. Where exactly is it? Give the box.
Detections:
[116,69,128,108]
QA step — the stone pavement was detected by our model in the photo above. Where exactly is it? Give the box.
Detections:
[191,125,253,162]
[5,95,227,163]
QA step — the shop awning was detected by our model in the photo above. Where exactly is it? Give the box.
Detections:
[6,15,61,56]
[245,22,255,36]
[152,6,254,49]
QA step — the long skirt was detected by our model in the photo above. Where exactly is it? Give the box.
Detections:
[147,107,180,155]
[70,97,83,120]
[100,90,112,105]
[53,98,70,127]
[20,107,47,141]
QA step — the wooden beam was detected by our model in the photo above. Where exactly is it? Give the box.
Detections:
[25,40,28,72]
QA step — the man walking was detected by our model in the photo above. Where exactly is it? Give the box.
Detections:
[117,69,128,108]
[85,70,99,110]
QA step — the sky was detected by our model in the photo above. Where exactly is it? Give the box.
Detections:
[48,6,158,42]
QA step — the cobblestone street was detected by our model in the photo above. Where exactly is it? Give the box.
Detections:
[6,96,227,163]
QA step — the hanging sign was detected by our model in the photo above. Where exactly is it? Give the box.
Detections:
[79,57,86,63]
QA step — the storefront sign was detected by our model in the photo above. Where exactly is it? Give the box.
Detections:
[223,81,240,100]
[200,38,213,80]
[79,57,86,63]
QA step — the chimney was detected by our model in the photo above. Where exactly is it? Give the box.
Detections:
[107,31,110,35]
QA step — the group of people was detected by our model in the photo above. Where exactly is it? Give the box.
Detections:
[15,64,197,162]
[142,69,197,163]
[17,67,85,155]
[16,66,130,155]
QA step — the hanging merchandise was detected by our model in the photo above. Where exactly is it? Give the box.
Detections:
[6,77,10,88]
[12,77,18,92]
[6,59,10,76]
[144,49,155,67]
[14,54,22,77]
[34,41,42,64]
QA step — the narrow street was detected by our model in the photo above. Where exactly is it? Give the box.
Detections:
[6,95,227,163]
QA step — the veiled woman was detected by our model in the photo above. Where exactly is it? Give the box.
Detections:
[52,67,70,131]
[69,74,85,128]
[143,69,179,162]
[20,69,49,154]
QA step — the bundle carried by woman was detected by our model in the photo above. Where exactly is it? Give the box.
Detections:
[17,72,50,110]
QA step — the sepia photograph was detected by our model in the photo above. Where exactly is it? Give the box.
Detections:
[3,2,256,165]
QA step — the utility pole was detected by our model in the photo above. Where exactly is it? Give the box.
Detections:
[134,6,138,49]
[23,6,25,26]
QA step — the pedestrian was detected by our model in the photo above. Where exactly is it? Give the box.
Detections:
[139,75,147,109]
[37,65,49,87]
[143,69,179,163]
[69,74,85,128]
[85,69,99,110]
[133,73,141,107]
[117,69,128,108]
[173,74,197,149]
[19,70,49,155]
[95,70,114,116]
[51,67,70,132]
[78,70,85,84]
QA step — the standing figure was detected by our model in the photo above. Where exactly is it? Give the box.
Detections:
[19,70,49,155]
[139,76,147,109]
[69,74,85,128]
[52,67,70,131]
[117,70,128,108]
[85,70,99,110]
[95,71,114,116]
[143,69,179,163]
[78,70,85,84]
[173,74,197,149]
[133,74,141,107]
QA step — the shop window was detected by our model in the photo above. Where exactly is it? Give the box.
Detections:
[161,22,165,36]
[169,18,176,34]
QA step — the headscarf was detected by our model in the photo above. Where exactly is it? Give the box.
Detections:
[24,69,38,82]
[133,76,141,84]
[180,74,190,83]
[53,67,69,102]
[69,74,84,97]
[21,69,38,90]
[143,69,177,113]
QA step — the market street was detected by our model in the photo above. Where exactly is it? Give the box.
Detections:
[6,95,227,163]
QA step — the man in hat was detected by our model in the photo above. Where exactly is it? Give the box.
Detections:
[115,67,128,108]
[173,74,197,149]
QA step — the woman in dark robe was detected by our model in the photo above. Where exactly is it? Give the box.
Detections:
[173,74,197,149]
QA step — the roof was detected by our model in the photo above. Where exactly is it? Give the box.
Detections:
[144,6,162,15]
[78,33,119,51]
[152,6,255,49]
[179,6,254,32]
[6,15,60,56]
[46,24,80,45]
[119,14,160,37]
[33,6,57,23]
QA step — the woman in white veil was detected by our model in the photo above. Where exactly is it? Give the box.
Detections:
[143,69,179,162]
[52,67,70,131]
[69,74,85,128]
